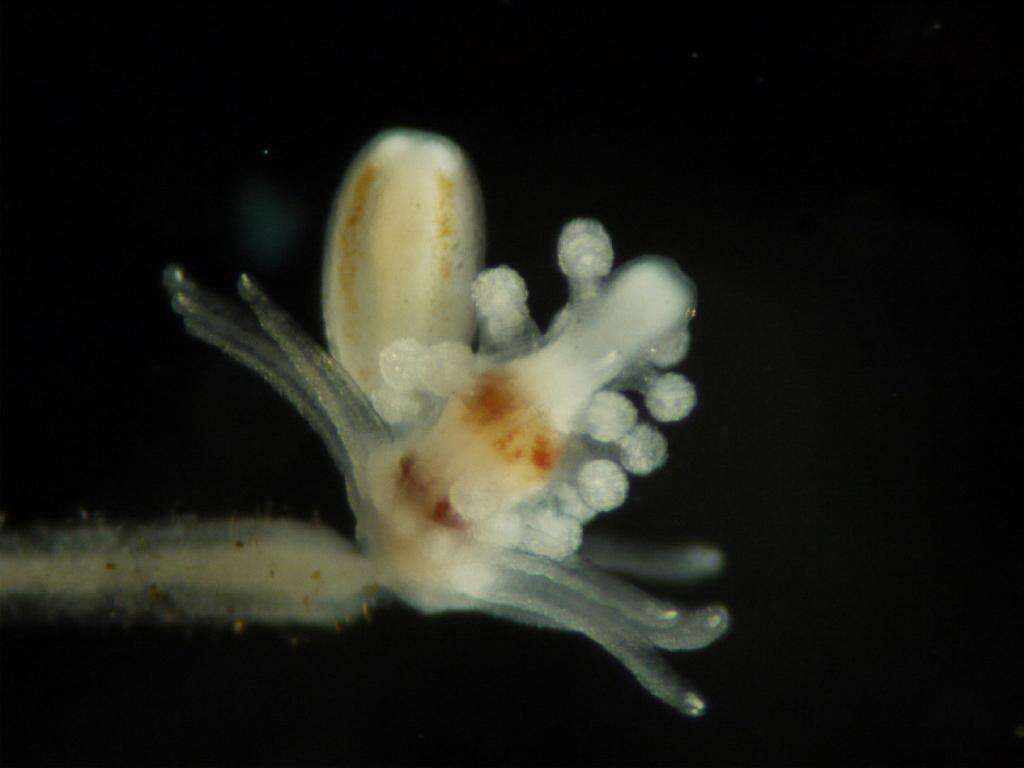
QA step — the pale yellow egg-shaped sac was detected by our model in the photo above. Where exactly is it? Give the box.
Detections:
[322,129,485,393]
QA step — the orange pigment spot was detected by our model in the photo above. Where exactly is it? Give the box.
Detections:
[344,163,378,231]
[337,161,379,346]
[463,372,517,426]
[398,452,426,495]
[399,453,414,478]
[431,496,464,529]
[396,453,465,530]
[494,426,520,451]
[460,372,566,477]
[427,173,457,332]
[435,172,456,241]
[532,433,558,470]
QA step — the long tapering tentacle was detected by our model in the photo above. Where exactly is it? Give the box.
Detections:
[237,273,390,464]
[163,266,389,476]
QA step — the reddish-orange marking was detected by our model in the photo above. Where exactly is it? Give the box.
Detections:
[435,172,456,242]
[459,371,566,477]
[494,426,521,451]
[399,453,414,479]
[343,162,378,231]
[337,161,379,347]
[398,452,427,495]
[463,372,517,425]
[430,496,464,529]
[396,453,465,530]
[531,434,558,470]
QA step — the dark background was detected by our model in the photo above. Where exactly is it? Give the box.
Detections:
[1,3,1019,765]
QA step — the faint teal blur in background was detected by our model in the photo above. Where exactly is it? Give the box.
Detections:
[236,176,306,272]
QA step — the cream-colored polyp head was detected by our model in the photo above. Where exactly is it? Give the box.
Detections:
[322,129,485,392]
[156,129,727,719]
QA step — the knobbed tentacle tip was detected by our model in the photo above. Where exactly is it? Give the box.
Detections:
[236,273,259,300]
[162,263,188,291]
[682,692,708,717]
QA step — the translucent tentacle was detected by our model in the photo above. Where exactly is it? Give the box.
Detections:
[164,266,351,475]
[499,551,729,651]
[582,535,726,584]
[500,550,681,630]
[163,265,390,476]
[455,566,712,716]
[237,273,390,464]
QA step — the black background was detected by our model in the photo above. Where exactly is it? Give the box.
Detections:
[1,4,1019,765]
